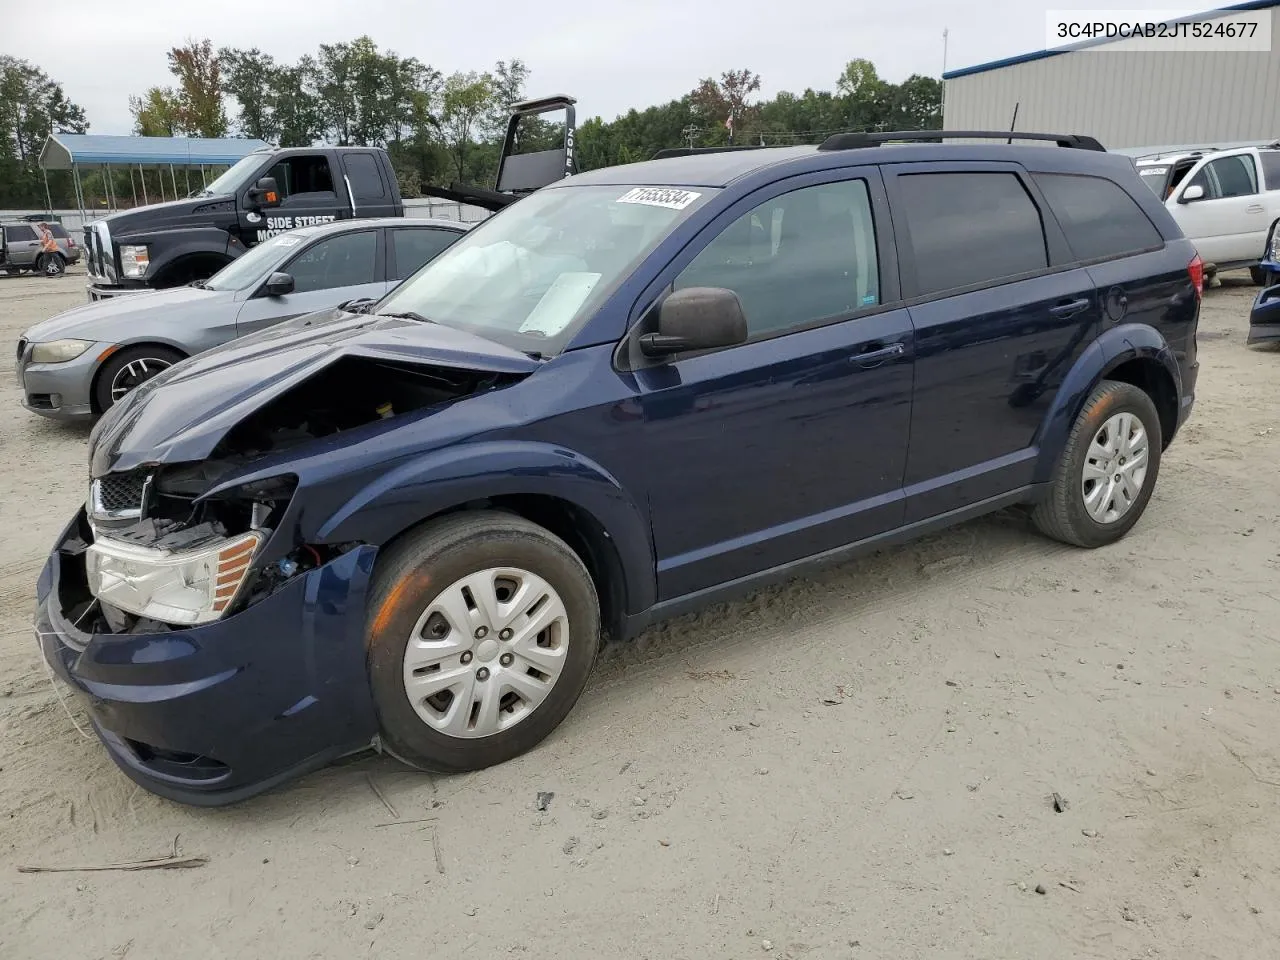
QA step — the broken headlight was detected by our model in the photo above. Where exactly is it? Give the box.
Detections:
[85,530,262,625]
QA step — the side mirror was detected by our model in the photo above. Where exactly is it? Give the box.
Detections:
[263,271,294,297]
[639,287,749,358]
[1180,184,1206,203]
[247,176,282,209]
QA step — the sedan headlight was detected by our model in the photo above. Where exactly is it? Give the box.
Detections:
[31,338,94,363]
[85,530,263,625]
[119,244,150,278]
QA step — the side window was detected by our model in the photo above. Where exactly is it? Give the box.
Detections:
[390,228,459,280]
[47,224,69,239]
[1262,151,1280,190]
[898,172,1048,297]
[1033,174,1163,261]
[284,231,377,293]
[674,179,879,338]
[345,153,386,201]
[1207,154,1258,197]
[5,225,37,242]
[266,155,336,200]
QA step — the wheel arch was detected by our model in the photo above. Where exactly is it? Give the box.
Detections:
[309,441,656,638]
[88,341,190,414]
[1034,325,1182,483]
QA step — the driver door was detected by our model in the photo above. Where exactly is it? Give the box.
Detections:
[235,228,386,337]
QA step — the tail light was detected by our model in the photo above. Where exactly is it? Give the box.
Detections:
[68,237,76,247]
[1188,254,1204,300]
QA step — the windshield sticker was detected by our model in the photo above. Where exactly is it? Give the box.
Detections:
[1140,167,1169,176]
[616,187,702,210]
[273,236,302,247]
[518,272,602,337]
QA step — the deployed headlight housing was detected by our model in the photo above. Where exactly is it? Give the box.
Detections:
[85,530,263,625]
[119,244,150,278]
[31,338,94,363]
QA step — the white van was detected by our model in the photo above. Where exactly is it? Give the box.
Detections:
[1135,143,1280,282]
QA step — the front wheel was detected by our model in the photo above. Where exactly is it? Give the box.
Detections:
[1032,380,1163,548]
[366,512,600,773]
[93,344,185,413]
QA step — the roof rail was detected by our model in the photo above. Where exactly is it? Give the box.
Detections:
[818,130,1106,152]
[651,145,775,160]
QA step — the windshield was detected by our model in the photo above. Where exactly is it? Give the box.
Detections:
[1137,165,1170,196]
[375,184,717,355]
[202,231,310,291]
[193,154,268,198]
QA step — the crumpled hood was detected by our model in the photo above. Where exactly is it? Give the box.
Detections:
[22,285,227,342]
[89,307,540,477]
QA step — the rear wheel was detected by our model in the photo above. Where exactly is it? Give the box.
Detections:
[1032,380,1162,548]
[366,512,600,773]
[93,344,185,413]
[38,252,65,277]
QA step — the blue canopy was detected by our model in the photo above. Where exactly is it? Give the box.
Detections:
[40,134,271,170]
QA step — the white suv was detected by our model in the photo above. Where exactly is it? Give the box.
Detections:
[1135,143,1280,283]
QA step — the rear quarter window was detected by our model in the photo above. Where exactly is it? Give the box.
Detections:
[1033,173,1163,262]
[47,224,69,239]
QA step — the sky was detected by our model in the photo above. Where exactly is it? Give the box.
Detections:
[5,0,1209,135]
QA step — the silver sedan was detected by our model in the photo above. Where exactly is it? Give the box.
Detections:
[15,217,467,420]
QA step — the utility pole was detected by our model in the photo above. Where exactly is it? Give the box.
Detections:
[682,124,700,149]
[941,28,949,121]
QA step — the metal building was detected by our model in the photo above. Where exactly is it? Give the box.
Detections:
[943,0,1280,149]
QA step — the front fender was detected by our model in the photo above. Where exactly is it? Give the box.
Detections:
[312,440,657,614]
[1033,323,1180,484]
[117,227,234,280]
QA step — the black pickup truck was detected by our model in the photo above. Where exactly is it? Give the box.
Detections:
[82,96,578,300]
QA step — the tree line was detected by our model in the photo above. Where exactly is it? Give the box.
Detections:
[0,41,941,210]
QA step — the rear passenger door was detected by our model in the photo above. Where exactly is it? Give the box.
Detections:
[884,163,1102,522]
[342,152,398,219]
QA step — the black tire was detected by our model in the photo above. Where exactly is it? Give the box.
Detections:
[1032,380,1163,548]
[38,252,65,277]
[93,344,185,413]
[366,511,600,774]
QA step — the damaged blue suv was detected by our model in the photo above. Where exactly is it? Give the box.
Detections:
[36,131,1201,805]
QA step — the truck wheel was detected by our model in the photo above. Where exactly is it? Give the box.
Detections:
[93,345,185,412]
[39,253,65,277]
[366,511,600,774]
[1032,380,1163,548]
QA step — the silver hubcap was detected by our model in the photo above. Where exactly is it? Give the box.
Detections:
[110,357,172,400]
[45,258,61,275]
[1082,411,1149,524]
[401,567,569,739]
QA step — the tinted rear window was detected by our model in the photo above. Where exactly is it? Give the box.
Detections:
[897,172,1048,296]
[345,153,386,200]
[47,224,69,239]
[1034,173,1163,261]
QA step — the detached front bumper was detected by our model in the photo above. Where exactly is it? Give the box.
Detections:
[35,513,381,806]
[1248,281,1280,345]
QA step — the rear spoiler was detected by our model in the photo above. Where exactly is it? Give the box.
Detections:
[422,95,577,213]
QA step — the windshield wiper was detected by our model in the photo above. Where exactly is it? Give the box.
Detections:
[377,310,435,323]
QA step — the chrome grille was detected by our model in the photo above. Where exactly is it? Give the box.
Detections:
[90,471,149,519]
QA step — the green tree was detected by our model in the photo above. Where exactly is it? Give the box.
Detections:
[168,39,227,136]
[129,87,182,136]
[0,56,87,206]
[441,71,497,181]
[218,47,279,141]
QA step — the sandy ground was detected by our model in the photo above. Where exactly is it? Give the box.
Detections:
[1,266,1278,960]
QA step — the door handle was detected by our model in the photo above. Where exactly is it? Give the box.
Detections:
[1248,204,1265,214]
[1049,297,1090,318]
[851,342,906,367]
